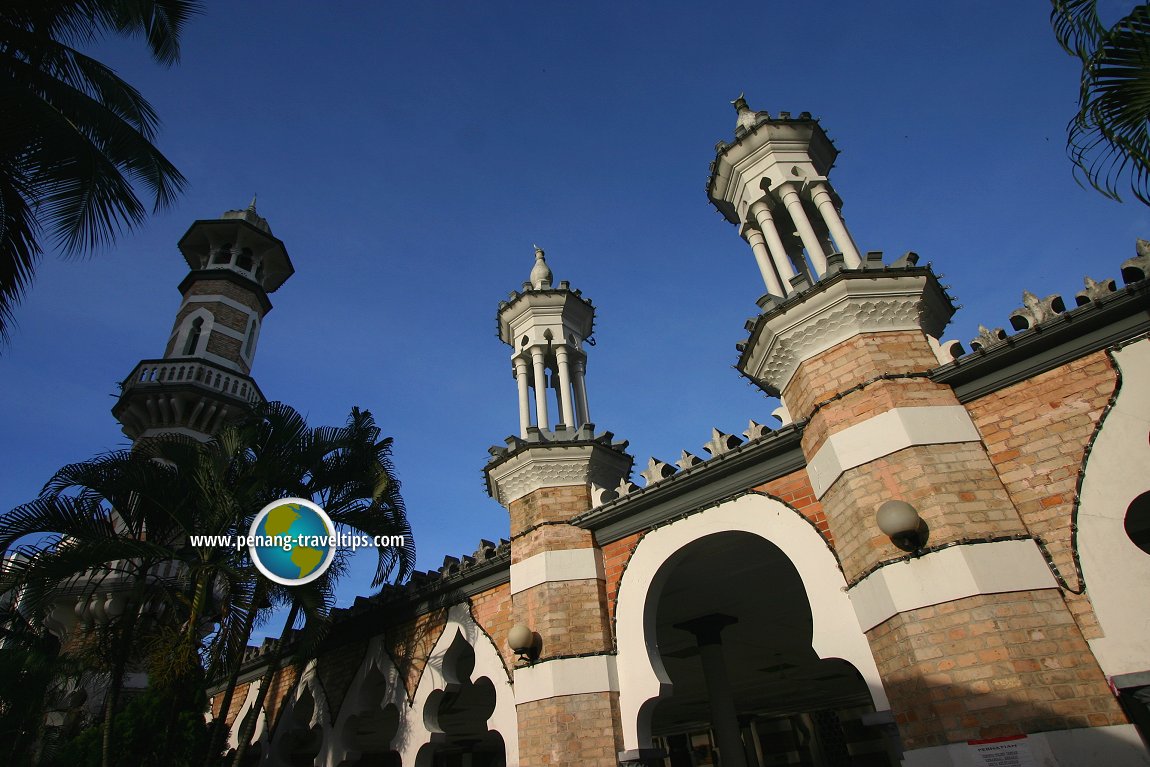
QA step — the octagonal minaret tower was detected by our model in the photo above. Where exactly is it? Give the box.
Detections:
[112,200,294,441]
[497,246,595,436]
[485,249,632,767]
[708,96,864,300]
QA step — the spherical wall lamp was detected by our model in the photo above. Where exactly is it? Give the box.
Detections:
[876,499,927,552]
[508,622,538,663]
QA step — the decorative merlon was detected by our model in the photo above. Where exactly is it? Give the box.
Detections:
[703,428,742,456]
[1009,291,1067,331]
[929,243,1149,363]
[639,458,677,486]
[743,419,771,441]
[676,450,703,470]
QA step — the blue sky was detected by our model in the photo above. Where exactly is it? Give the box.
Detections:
[3,2,1148,633]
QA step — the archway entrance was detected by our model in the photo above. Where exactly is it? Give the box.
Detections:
[648,531,894,767]
[417,632,507,767]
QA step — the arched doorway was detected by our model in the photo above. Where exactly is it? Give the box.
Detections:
[615,493,893,766]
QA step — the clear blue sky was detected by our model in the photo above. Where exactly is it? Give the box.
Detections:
[3,2,1147,635]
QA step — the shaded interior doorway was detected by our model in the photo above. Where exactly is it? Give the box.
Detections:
[339,664,401,765]
[649,531,896,767]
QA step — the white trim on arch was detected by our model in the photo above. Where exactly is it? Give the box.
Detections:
[613,492,890,752]
[1078,338,1150,678]
[326,636,406,766]
[402,602,519,767]
[267,660,333,765]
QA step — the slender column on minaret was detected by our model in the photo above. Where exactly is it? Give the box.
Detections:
[530,347,550,430]
[514,356,531,437]
[573,357,590,425]
[776,182,828,277]
[748,200,798,284]
[554,345,576,428]
[809,182,862,267]
[741,225,785,296]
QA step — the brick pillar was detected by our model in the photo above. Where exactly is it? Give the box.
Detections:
[486,432,633,767]
[737,267,1127,757]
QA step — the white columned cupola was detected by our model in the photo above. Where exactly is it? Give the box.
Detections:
[707,95,864,300]
[496,247,596,438]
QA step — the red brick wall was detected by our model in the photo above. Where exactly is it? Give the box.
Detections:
[471,582,516,676]
[753,470,832,544]
[601,532,642,627]
[965,351,1117,639]
[783,330,942,421]
[515,691,623,766]
[866,590,1126,750]
[387,608,449,701]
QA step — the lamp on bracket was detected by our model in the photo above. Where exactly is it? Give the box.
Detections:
[508,622,540,663]
[876,499,927,552]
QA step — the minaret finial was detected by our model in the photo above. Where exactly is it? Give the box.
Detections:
[529,245,552,290]
[731,93,749,112]
[248,194,258,212]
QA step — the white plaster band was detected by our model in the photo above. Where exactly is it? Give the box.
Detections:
[510,548,604,595]
[181,293,259,320]
[848,539,1057,632]
[806,405,980,498]
[513,654,618,704]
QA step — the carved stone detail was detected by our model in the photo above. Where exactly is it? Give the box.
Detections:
[738,271,954,395]
[1076,276,1117,305]
[676,450,703,470]
[703,428,742,457]
[744,420,771,441]
[1009,291,1066,331]
[485,442,632,507]
[639,457,677,486]
[969,325,1007,352]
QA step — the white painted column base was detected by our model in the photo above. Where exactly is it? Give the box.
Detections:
[509,548,604,594]
[848,539,1057,632]
[513,655,619,704]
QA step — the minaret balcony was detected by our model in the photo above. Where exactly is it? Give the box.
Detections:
[113,357,265,439]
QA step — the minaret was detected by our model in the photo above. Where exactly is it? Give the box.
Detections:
[497,246,594,436]
[708,96,862,300]
[484,249,632,767]
[112,200,294,441]
[711,100,1123,759]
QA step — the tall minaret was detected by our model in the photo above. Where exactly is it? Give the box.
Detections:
[485,249,632,767]
[112,200,294,441]
[708,96,862,300]
[712,100,1124,759]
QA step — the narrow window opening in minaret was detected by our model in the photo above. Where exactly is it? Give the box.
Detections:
[211,247,228,265]
[183,317,203,355]
[244,318,258,358]
[221,243,234,264]
[237,248,253,271]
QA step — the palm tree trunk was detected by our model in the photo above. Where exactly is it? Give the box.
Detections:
[228,602,299,767]
[100,615,135,767]
[203,582,265,767]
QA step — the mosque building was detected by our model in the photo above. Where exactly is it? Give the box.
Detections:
[96,99,1150,765]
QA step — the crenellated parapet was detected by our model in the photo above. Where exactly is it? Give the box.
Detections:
[928,241,1149,366]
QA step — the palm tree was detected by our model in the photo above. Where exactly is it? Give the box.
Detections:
[0,444,205,767]
[0,0,201,345]
[1051,1,1150,204]
[0,402,414,765]
[219,404,415,767]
